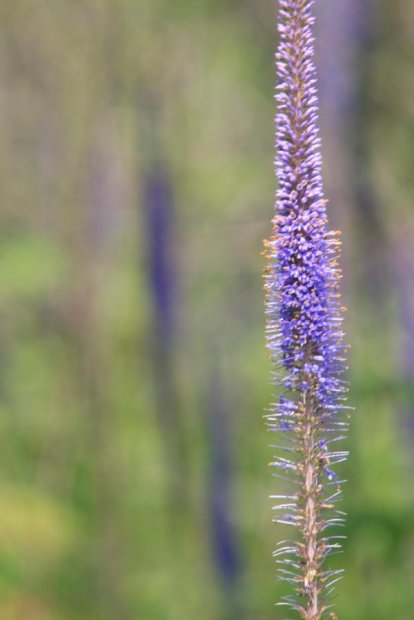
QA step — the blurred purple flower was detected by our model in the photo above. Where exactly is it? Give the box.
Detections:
[143,157,189,512]
[144,160,176,343]
[264,1,349,617]
[205,350,242,619]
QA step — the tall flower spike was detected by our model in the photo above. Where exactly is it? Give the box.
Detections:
[264,1,349,618]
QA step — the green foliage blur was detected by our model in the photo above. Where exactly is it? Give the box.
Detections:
[0,0,412,618]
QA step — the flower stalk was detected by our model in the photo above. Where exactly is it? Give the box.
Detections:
[264,1,349,618]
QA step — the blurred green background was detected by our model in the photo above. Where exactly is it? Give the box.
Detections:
[0,0,413,618]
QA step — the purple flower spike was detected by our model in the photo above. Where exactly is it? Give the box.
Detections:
[264,1,349,618]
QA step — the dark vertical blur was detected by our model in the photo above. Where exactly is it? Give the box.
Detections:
[142,109,190,512]
[204,343,243,620]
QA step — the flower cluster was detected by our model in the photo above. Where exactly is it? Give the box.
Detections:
[264,1,349,618]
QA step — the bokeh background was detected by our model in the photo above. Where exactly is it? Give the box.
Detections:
[0,0,412,618]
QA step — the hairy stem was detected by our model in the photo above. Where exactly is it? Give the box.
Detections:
[302,389,322,620]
